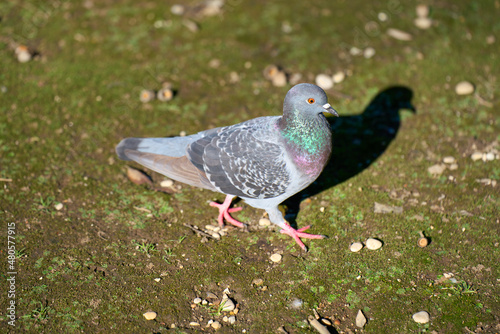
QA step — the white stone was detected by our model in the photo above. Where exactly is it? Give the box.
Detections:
[270,253,282,263]
[471,152,483,161]
[17,51,32,63]
[414,17,432,29]
[365,238,382,250]
[455,81,474,95]
[160,179,174,187]
[271,71,287,87]
[363,47,375,59]
[350,242,363,252]
[228,315,236,324]
[416,4,430,17]
[54,203,64,211]
[332,71,345,83]
[485,152,495,161]
[193,297,202,304]
[315,74,334,90]
[412,311,430,323]
[258,218,271,226]
[387,28,413,41]
[221,295,235,312]
[355,310,367,328]
[143,311,157,320]
[140,89,155,103]
[171,4,185,15]
[443,156,455,164]
[211,321,221,329]
[428,164,446,175]
[157,88,173,102]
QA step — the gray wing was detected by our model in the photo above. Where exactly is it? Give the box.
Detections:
[187,117,291,199]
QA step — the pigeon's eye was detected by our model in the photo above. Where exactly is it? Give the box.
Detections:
[307,98,315,104]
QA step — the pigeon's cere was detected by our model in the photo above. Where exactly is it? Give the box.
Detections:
[116,83,339,251]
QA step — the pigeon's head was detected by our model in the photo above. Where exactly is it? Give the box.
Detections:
[284,83,339,117]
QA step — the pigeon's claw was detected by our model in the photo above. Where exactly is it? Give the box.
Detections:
[209,195,245,228]
[280,223,325,251]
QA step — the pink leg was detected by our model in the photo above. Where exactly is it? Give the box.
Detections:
[280,223,325,251]
[209,195,245,228]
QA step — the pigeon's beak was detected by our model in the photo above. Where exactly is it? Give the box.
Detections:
[322,103,339,117]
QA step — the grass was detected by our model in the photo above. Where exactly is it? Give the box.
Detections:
[0,0,499,333]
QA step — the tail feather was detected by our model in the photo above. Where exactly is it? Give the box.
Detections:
[122,149,215,191]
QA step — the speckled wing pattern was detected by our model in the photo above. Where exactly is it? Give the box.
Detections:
[187,117,291,199]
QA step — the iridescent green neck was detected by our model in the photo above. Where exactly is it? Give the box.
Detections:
[279,110,331,156]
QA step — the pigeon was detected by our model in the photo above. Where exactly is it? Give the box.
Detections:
[116,83,339,250]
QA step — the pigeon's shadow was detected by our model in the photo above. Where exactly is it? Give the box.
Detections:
[285,86,416,223]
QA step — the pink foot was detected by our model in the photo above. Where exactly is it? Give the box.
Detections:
[280,223,325,251]
[209,195,245,228]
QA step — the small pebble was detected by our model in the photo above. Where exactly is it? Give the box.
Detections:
[140,89,155,103]
[228,315,236,324]
[263,64,280,80]
[211,321,221,330]
[222,316,228,322]
[471,152,483,161]
[157,87,173,102]
[449,163,458,170]
[334,319,341,326]
[270,253,282,263]
[315,74,334,90]
[271,71,287,87]
[416,4,429,17]
[455,81,474,95]
[484,152,495,161]
[171,4,185,15]
[211,232,221,240]
[332,71,345,83]
[15,45,31,63]
[258,218,271,226]
[414,17,432,29]
[428,164,446,175]
[209,58,221,68]
[252,278,264,286]
[355,310,367,328]
[363,47,375,59]
[365,238,382,250]
[189,321,200,326]
[288,72,302,85]
[54,203,64,211]
[443,156,455,164]
[154,278,161,282]
[193,297,202,304]
[387,28,413,41]
[349,46,363,56]
[378,12,388,21]
[321,318,332,326]
[412,311,430,323]
[350,242,363,252]
[221,296,235,312]
[290,298,303,309]
[160,179,174,188]
[143,311,157,320]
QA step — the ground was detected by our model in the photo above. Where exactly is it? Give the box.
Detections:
[0,0,499,333]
